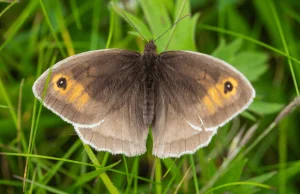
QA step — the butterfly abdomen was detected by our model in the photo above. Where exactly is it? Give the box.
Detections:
[143,82,155,126]
[141,63,156,126]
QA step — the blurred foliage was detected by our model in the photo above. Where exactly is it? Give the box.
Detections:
[0,0,299,193]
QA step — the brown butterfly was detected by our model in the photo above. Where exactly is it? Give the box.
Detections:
[33,39,255,158]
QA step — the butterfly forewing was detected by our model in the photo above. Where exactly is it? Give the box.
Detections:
[33,49,143,128]
[157,51,255,130]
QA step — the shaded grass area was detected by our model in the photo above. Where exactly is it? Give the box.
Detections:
[0,0,300,193]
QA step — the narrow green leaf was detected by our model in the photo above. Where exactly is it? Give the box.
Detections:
[189,155,199,194]
[0,0,38,52]
[204,181,274,194]
[155,158,162,194]
[83,144,120,194]
[69,161,120,191]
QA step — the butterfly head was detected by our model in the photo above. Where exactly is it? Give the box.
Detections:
[143,40,157,54]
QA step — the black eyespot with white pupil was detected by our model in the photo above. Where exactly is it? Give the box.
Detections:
[224,81,233,94]
[56,77,67,90]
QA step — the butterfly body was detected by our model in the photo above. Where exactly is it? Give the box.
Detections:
[139,40,159,126]
[33,40,255,158]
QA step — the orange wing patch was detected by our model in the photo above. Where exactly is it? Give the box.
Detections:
[207,87,224,107]
[70,90,90,110]
[200,76,238,115]
[202,96,216,115]
[52,73,90,110]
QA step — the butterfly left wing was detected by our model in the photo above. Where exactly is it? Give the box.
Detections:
[33,49,149,156]
[33,49,142,128]
[75,89,149,156]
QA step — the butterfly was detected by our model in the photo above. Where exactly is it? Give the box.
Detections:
[33,39,255,158]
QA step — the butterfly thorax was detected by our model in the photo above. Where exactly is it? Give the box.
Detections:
[140,40,159,126]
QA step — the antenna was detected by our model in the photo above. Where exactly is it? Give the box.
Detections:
[114,5,191,45]
[114,6,147,41]
[154,14,191,43]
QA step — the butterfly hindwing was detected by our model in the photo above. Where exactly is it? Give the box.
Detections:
[75,82,149,156]
[152,85,217,158]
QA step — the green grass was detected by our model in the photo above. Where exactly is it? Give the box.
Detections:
[0,0,300,193]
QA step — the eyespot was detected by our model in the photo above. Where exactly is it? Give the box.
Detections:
[224,81,233,94]
[56,77,67,90]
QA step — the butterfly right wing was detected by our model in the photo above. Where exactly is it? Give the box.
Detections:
[155,51,255,130]
[151,50,254,158]
[33,49,142,128]
[152,86,217,158]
